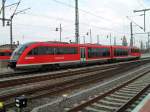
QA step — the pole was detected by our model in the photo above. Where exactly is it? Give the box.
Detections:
[134,8,150,32]
[90,29,92,43]
[148,32,150,53]
[130,22,133,47]
[114,36,116,45]
[75,0,79,44]
[2,0,5,26]
[10,16,13,50]
[110,33,111,45]
[97,35,99,44]
[59,24,62,42]
[144,11,146,32]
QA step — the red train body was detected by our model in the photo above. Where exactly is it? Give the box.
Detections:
[0,49,12,61]
[9,42,141,69]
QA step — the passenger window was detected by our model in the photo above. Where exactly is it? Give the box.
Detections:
[55,47,78,55]
[0,52,4,56]
[46,47,54,54]
[88,47,110,58]
[5,52,11,56]
[28,48,38,55]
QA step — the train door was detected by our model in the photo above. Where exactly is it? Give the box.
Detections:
[80,47,86,63]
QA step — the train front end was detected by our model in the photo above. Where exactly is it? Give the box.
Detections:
[9,45,27,69]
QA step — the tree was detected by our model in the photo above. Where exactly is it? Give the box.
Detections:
[122,35,128,46]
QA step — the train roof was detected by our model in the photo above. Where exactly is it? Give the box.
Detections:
[24,41,110,47]
[21,41,140,49]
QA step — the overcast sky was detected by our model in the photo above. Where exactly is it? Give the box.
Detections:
[0,0,150,47]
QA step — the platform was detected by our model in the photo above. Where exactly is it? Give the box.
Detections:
[132,94,150,112]
[141,53,150,59]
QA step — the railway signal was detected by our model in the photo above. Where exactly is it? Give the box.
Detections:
[56,24,62,42]
[15,95,28,112]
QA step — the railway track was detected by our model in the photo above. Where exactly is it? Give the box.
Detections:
[1,67,119,104]
[67,66,150,112]
[125,88,150,112]
[0,58,148,79]
[1,59,150,109]
[0,59,149,89]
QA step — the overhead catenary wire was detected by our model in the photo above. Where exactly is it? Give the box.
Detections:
[1,0,131,44]
[13,14,129,34]
[51,0,121,24]
[126,16,144,31]
[136,0,146,8]
[22,13,129,35]
[1,0,129,35]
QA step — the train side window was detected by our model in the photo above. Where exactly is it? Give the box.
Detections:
[131,48,139,53]
[115,48,121,56]
[38,47,47,55]
[0,52,4,56]
[5,52,11,56]
[88,48,92,58]
[55,48,63,54]
[69,48,78,54]
[47,47,54,54]
[114,49,118,56]
[28,48,38,55]
[28,50,33,55]
[102,48,110,56]
[33,48,38,55]
[55,47,78,55]
[9,52,12,56]
[88,47,110,58]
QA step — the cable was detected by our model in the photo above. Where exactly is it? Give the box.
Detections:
[51,0,120,24]
[19,12,129,34]
[136,0,145,8]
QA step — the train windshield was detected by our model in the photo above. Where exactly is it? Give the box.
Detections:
[11,44,27,60]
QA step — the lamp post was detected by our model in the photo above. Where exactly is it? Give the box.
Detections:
[56,24,62,42]
[86,29,92,44]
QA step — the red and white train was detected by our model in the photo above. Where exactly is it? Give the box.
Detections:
[0,49,12,61]
[9,41,141,70]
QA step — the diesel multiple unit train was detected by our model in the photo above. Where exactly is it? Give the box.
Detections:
[8,41,141,70]
[0,49,12,61]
